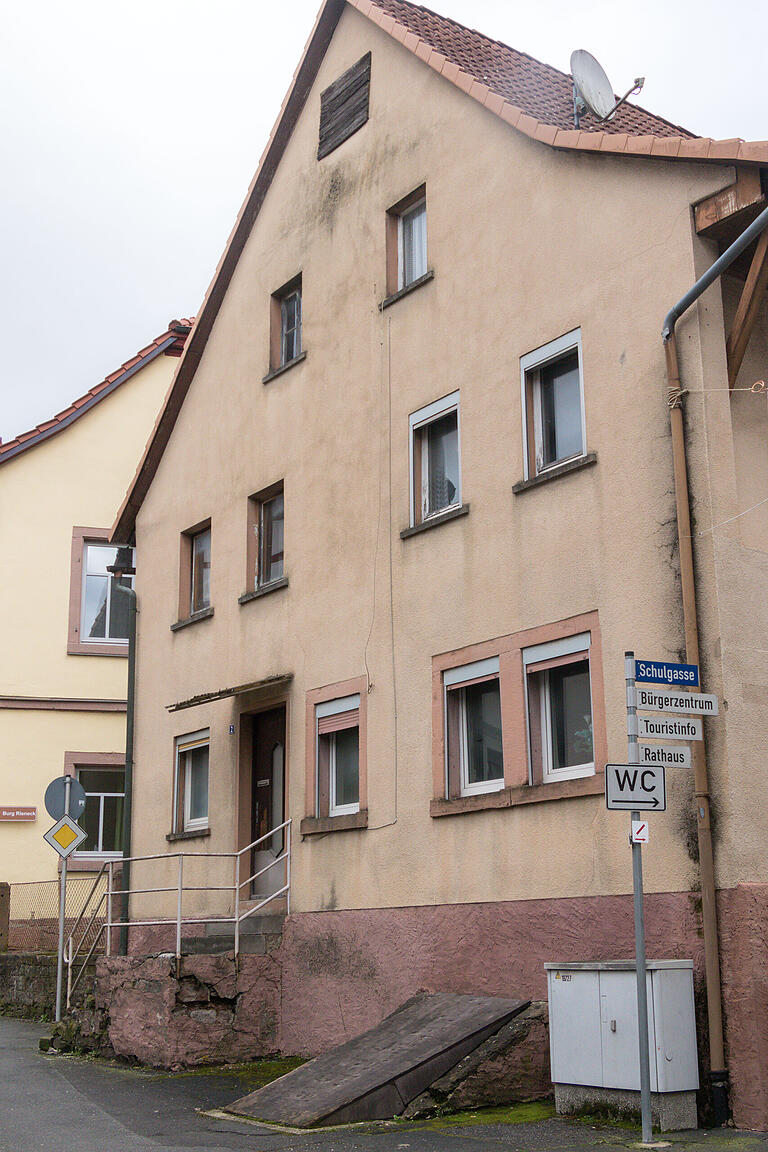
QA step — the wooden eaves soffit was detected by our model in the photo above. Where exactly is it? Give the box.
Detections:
[694,165,768,389]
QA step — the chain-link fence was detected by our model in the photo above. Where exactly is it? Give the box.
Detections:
[8,877,109,953]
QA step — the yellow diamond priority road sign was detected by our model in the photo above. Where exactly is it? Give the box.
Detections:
[44,814,87,858]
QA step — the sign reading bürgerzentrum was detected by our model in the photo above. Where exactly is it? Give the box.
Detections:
[634,686,719,715]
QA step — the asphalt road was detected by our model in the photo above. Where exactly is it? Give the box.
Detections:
[1,1017,767,1152]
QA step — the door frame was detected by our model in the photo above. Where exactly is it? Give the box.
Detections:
[236,695,290,861]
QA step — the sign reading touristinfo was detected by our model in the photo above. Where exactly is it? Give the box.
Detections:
[634,659,699,687]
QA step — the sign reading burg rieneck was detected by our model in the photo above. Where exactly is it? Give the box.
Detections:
[634,659,699,687]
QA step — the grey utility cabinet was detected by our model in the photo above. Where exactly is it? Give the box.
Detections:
[545,960,699,1130]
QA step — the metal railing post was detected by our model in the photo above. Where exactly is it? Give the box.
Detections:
[66,938,72,1011]
[234,851,240,957]
[106,862,113,957]
[286,823,291,916]
[176,855,183,960]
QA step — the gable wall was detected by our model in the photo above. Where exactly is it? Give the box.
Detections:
[0,350,176,882]
[131,5,746,917]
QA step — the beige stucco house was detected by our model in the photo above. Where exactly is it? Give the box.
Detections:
[0,321,190,900]
[111,0,768,1129]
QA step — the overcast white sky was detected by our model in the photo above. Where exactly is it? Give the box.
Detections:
[1,0,765,441]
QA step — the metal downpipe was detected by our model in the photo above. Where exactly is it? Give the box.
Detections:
[662,200,768,1125]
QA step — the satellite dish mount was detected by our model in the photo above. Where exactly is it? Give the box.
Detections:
[570,49,644,129]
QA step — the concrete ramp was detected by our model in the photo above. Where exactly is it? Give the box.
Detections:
[227,992,529,1127]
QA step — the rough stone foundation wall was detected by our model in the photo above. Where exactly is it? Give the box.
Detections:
[0,953,95,1018]
[278,887,766,1131]
[80,953,281,1068]
[73,885,766,1129]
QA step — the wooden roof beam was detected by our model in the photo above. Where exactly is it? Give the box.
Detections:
[695,166,765,237]
[726,226,768,389]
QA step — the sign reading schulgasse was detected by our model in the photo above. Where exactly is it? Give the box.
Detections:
[635,659,699,687]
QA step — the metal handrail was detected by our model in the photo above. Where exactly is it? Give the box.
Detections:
[65,819,292,1008]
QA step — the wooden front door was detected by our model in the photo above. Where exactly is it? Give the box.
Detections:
[250,707,286,898]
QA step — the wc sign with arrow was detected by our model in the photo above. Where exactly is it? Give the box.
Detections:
[605,762,666,810]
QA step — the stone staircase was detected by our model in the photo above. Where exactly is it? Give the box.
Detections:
[183,909,286,955]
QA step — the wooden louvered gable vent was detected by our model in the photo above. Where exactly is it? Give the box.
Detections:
[318,53,371,160]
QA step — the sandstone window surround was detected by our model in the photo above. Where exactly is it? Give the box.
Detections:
[430,611,606,818]
[520,329,587,480]
[301,676,368,835]
[67,528,134,657]
[63,751,124,866]
[172,519,213,631]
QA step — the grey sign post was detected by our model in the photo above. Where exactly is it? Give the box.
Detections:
[625,652,653,1144]
[55,774,71,1022]
[44,775,88,1019]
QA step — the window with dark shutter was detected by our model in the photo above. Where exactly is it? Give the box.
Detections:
[318,53,371,160]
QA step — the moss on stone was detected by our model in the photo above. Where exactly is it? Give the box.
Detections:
[420,1100,555,1128]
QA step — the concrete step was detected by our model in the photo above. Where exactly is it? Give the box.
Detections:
[205,913,285,937]
[182,934,268,955]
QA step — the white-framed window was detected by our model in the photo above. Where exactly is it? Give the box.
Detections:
[316,695,360,817]
[523,633,594,783]
[399,198,427,290]
[280,288,302,366]
[409,391,461,525]
[81,543,134,644]
[444,658,504,797]
[190,528,211,615]
[174,730,210,832]
[76,766,125,855]
[258,489,284,587]
[521,329,586,478]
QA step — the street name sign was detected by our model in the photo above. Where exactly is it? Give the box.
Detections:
[634,659,699,687]
[638,715,702,742]
[634,686,718,716]
[605,763,667,811]
[638,743,691,768]
[43,815,88,859]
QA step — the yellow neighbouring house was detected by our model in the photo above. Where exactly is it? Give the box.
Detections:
[0,321,191,912]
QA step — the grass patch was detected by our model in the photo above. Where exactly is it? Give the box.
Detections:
[422,1101,555,1128]
[157,1056,305,1089]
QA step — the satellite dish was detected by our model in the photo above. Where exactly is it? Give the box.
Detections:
[571,50,616,121]
[570,50,645,129]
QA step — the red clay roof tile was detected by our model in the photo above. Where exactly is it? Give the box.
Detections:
[368,0,695,139]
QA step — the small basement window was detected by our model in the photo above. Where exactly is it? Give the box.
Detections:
[318,53,371,160]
